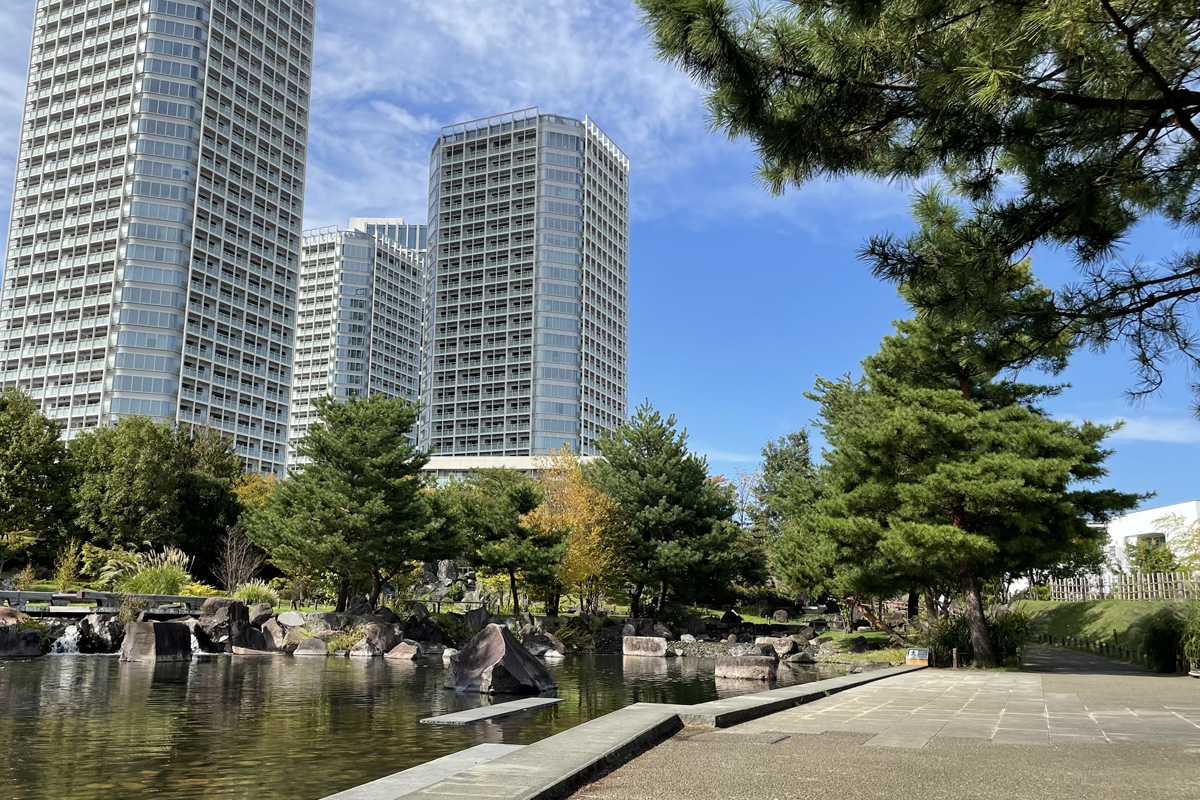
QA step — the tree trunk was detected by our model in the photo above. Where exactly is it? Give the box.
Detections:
[959,560,997,666]
[508,569,520,617]
[656,582,668,614]
[629,582,643,618]
[369,569,384,609]
[923,588,938,621]
[848,596,902,644]
[335,576,350,613]
[907,589,919,619]
[546,590,560,617]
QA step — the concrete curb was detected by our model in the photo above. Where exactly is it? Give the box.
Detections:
[326,666,925,800]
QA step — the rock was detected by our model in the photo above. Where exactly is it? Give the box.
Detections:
[621,623,637,637]
[198,598,250,652]
[792,626,815,641]
[77,614,123,654]
[464,606,490,632]
[544,649,565,661]
[720,610,742,625]
[772,609,790,624]
[349,638,383,658]
[179,618,217,653]
[714,655,777,681]
[0,626,45,659]
[419,642,445,658]
[755,636,796,657]
[846,636,869,653]
[293,637,328,656]
[725,634,737,644]
[680,634,697,644]
[650,622,674,640]
[847,660,892,674]
[442,647,458,663]
[374,606,401,625]
[444,623,557,694]
[523,633,566,658]
[345,598,373,617]
[410,602,429,623]
[784,648,817,663]
[363,622,399,653]
[384,639,422,660]
[519,623,537,638]
[681,615,707,636]
[305,612,342,633]
[262,618,299,653]
[285,628,310,651]
[120,622,191,663]
[239,627,270,653]
[248,603,274,627]
[622,636,668,657]
[232,646,276,656]
[276,611,306,628]
[0,607,31,626]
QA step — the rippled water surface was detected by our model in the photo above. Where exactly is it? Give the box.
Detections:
[0,654,842,800]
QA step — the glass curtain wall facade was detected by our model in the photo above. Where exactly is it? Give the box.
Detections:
[289,226,423,466]
[420,108,628,457]
[0,0,313,475]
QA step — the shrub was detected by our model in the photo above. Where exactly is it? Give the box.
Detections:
[54,539,82,592]
[181,582,224,598]
[918,610,1032,667]
[446,584,466,603]
[325,625,365,653]
[119,564,192,596]
[1182,603,1200,672]
[117,595,148,625]
[1143,606,1185,673]
[14,563,35,591]
[433,612,474,648]
[233,580,279,607]
[992,609,1033,660]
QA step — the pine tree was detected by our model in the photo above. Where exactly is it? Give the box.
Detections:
[639,0,1200,402]
[586,402,741,616]
[243,395,438,611]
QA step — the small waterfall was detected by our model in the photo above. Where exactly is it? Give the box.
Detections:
[190,630,203,657]
[51,625,81,655]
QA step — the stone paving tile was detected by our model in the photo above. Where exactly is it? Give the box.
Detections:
[724,670,1200,750]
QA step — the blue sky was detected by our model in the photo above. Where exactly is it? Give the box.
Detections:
[0,0,1196,508]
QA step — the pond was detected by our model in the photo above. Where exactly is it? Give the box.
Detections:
[0,653,842,800]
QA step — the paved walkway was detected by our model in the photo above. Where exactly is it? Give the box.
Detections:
[574,661,1200,800]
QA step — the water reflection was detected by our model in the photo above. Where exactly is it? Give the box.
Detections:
[0,655,843,800]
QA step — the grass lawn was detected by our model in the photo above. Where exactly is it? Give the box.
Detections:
[815,629,907,665]
[1013,598,1183,646]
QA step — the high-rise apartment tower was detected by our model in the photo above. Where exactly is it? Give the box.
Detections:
[420,108,628,459]
[0,0,314,475]
[289,222,423,466]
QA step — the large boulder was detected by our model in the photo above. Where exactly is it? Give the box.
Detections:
[444,623,557,695]
[715,655,777,681]
[784,648,817,664]
[755,636,796,657]
[384,639,421,660]
[349,638,384,658]
[720,609,742,625]
[78,613,124,654]
[622,636,668,657]
[305,612,342,633]
[409,602,429,623]
[772,609,791,624]
[293,637,328,656]
[198,598,250,652]
[120,622,191,663]
[374,606,401,625]
[522,633,566,658]
[248,603,274,627]
[362,623,399,653]
[276,611,306,628]
[0,626,45,659]
[681,615,707,636]
[464,606,490,632]
[262,618,299,653]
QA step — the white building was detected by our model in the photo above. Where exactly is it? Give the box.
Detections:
[1104,500,1200,570]
[288,224,423,466]
[0,0,314,475]
[420,108,629,461]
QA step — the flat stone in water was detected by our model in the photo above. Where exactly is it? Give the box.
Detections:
[420,697,564,725]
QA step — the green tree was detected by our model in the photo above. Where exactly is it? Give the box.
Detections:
[243,395,439,611]
[752,431,819,544]
[1126,538,1179,573]
[436,468,554,616]
[70,417,184,550]
[639,0,1200,402]
[586,402,742,616]
[798,319,1139,664]
[0,389,70,564]
[175,426,244,573]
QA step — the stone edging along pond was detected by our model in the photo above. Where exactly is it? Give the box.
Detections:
[326,665,925,800]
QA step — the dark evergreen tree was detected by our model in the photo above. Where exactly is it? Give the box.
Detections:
[0,389,71,564]
[243,395,439,611]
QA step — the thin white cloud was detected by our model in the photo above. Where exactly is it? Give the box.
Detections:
[1108,416,1200,445]
[695,447,761,464]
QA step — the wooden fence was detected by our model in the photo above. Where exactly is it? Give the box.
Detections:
[1047,571,1200,602]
